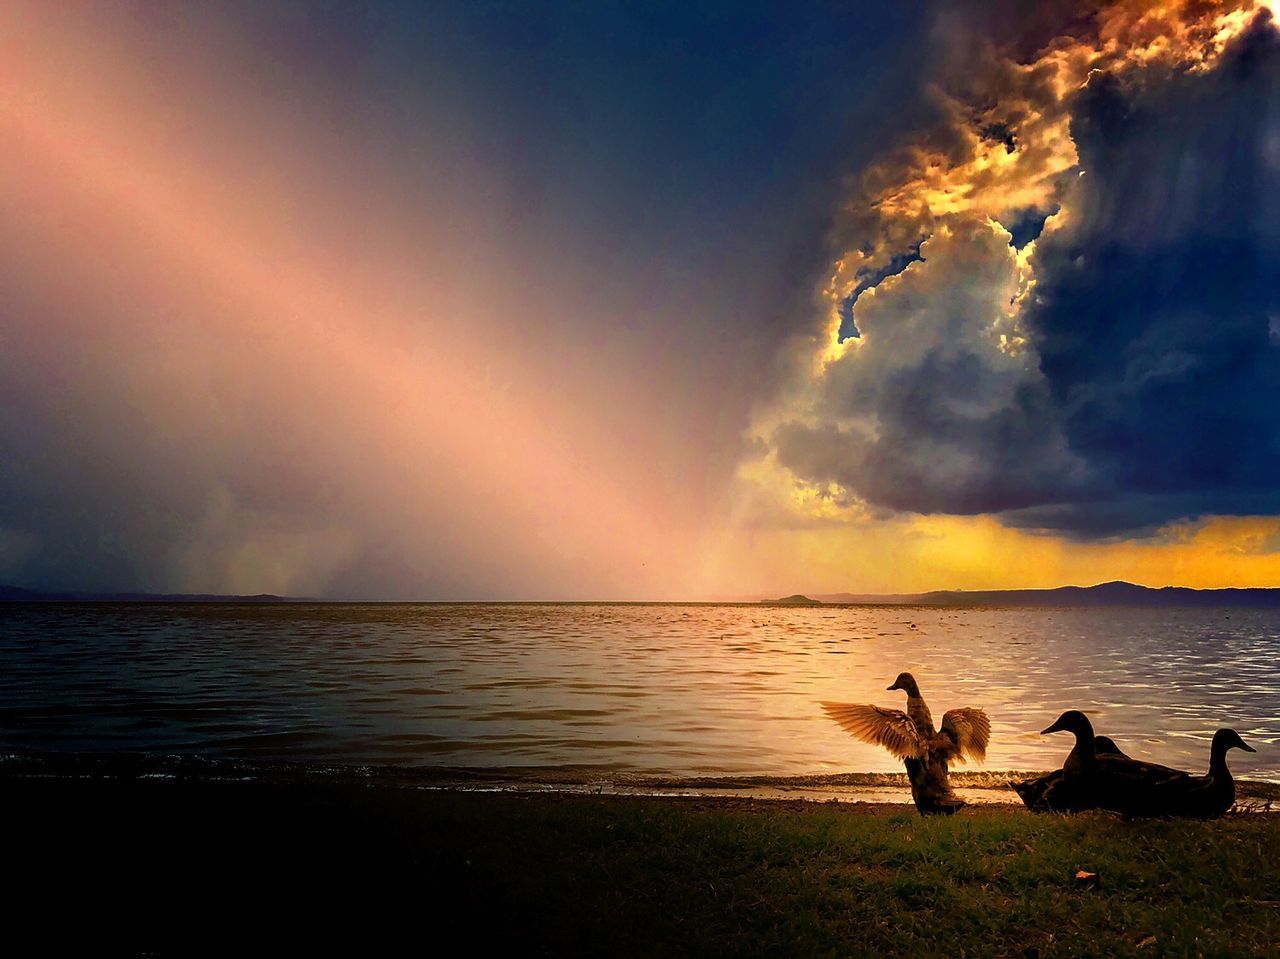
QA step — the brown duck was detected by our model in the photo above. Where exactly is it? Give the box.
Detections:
[1151,728,1256,818]
[821,672,990,815]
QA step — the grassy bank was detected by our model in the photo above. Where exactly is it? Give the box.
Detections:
[7,780,1279,956]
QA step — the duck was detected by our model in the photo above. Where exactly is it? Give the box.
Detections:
[821,672,989,816]
[1035,710,1193,815]
[1011,735,1126,811]
[1149,728,1256,818]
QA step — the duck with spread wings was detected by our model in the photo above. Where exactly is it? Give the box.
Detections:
[820,672,990,815]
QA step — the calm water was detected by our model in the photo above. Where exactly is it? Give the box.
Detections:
[0,602,1277,781]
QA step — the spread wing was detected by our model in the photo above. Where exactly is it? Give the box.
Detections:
[819,702,924,760]
[939,708,990,764]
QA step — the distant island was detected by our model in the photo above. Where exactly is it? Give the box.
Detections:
[760,594,823,606]
[806,581,1280,608]
[7,580,1280,607]
[0,585,289,603]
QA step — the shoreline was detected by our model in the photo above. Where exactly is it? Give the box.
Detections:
[4,750,1277,809]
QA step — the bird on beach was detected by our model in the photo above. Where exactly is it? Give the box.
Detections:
[1011,735,1127,811]
[1143,728,1256,818]
[1035,710,1199,815]
[821,672,990,816]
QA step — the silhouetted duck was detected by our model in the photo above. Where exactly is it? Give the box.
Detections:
[1095,735,1128,759]
[1154,729,1255,818]
[821,672,989,816]
[1011,735,1126,810]
[1036,710,1193,815]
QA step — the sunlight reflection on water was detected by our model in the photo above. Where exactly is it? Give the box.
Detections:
[0,603,1276,781]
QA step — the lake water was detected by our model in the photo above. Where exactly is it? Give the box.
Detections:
[1,602,1277,782]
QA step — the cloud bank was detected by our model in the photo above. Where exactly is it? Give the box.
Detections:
[748,1,1280,539]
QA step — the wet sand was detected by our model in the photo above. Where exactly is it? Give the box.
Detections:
[7,750,1277,807]
[0,750,1037,802]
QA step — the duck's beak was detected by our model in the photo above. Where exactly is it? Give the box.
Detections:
[886,683,899,691]
[1240,739,1257,753]
[1040,719,1065,735]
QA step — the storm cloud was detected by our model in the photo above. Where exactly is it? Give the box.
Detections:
[772,220,1090,518]
[757,3,1280,539]
[1020,19,1280,533]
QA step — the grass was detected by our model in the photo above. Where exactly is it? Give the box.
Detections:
[6,780,1280,956]
[428,794,1280,958]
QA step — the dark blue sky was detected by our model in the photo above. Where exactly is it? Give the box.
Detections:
[233,1,934,325]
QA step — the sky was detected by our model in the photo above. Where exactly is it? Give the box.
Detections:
[3,1,1280,599]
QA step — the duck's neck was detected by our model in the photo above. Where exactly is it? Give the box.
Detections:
[1066,727,1097,773]
[906,692,935,737]
[1208,742,1234,781]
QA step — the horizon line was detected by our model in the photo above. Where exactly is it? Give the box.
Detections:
[7,579,1280,604]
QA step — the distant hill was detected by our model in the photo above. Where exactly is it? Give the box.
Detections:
[811,581,1280,607]
[0,585,290,603]
[760,594,823,606]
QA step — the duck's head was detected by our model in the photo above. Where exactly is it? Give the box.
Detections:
[887,672,920,696]
[1041,710,1093,738]
[1094,735,1122,756]
[1212,728,1256,755]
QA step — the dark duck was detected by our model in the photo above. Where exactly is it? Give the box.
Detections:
[1151,728,1256,818]
[1012,735,1126,811]
[1033,710,1203,816]
[821,672,989,816]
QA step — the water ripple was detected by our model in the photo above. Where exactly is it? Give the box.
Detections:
[0,603,1277,781]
